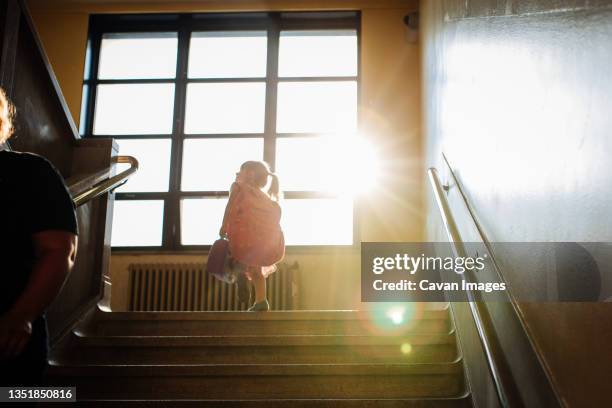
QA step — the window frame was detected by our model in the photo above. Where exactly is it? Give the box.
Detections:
[83,12,361,251]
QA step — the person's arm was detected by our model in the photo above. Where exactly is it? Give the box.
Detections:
[0,154,78,361]
[219,182,240,238]
[0,231,77,359]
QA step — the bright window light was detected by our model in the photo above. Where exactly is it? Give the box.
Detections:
[87,14,360,249]
[281,198,353,245]
[181,198,229,245]
[279,30,357,77]
[276,135,381,196]
[98,32,178,79]
[181,138,264,191]
[275,137,328,191]
[324,135,381,196]
[111,200,164,247]
[115,139,171,193]
[276,81,357,133]
[188,31,267,78]
[184,82,266,134]
[79,84,89,135]
[93,84,175,135]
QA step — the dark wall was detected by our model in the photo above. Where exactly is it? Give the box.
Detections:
[2,1,78,175]
[422,0,612,405]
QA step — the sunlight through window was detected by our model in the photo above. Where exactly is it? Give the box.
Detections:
[279,30,357,77]
[98,32,178,79]
[276,135,380,196]
[115,139,171,192]
[275,137,328,191]
[181,198,229,245]
[184,83,266,134]
[188,31,267,78]
[281,198,353,245]
[181,138,264,191]
[85,14,360,248]
[93,84,175,135]
[111,200,164,247]
[276,81,357,133]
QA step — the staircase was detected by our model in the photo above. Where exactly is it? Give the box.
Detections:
[45,306,470,406]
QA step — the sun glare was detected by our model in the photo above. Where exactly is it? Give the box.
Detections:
[385,305,406,325]
[320,134,381,197]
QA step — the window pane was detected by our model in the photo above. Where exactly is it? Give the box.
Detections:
[277,135,374,195]
[94,84,175,135]
[281,198,353,245]
[276,137,327,191]
[279,30,357,77]
[188,31,267,78]
[181,198,228,245]
[181,138,264,191]
[276,81,357,133]
[115,139,171,192]
[79,84,89,135]
[184,83,266,134]
[98,32,178,79]
[111,200,164,247]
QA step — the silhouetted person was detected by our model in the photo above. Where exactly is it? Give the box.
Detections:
[219,160,284,311]
[0,88,78,385]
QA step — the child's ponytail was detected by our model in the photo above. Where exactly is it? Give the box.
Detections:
[268,172,280,202]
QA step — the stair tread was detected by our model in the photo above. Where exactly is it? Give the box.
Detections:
[53,396,472,407]
[84,312,451,336]
[70,332,456,347]
[92,309,450,322]
[48,360,463,376]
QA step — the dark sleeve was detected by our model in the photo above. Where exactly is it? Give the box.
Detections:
[26,156,78,236]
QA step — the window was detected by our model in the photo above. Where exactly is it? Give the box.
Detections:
[82,12,360,249]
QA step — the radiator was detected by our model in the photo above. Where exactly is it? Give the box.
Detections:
[128,262,299,311]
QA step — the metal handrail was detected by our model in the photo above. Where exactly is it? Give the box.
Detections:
[428,165,520,408]
[71,155,138,207]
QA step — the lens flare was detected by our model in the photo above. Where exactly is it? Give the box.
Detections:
[400,343,413,355]
[386,306,406,325]
[359,303,425,336]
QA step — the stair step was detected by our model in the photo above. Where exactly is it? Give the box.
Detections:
[71,331,456,347]
[91,309,450,322]
[82,310,450,337]
[52,333,456,365]
[48,361,462,376]
[53,344,456,365]
[50,396,473,407]
[47,361,464,400]
[71,333,456,347]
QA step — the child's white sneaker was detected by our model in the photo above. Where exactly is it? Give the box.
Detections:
[248,299,270,311]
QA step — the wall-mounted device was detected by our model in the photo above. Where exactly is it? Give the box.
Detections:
[404,12,419,44]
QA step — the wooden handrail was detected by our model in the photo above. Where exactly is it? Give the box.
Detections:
[70,155,138,207]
